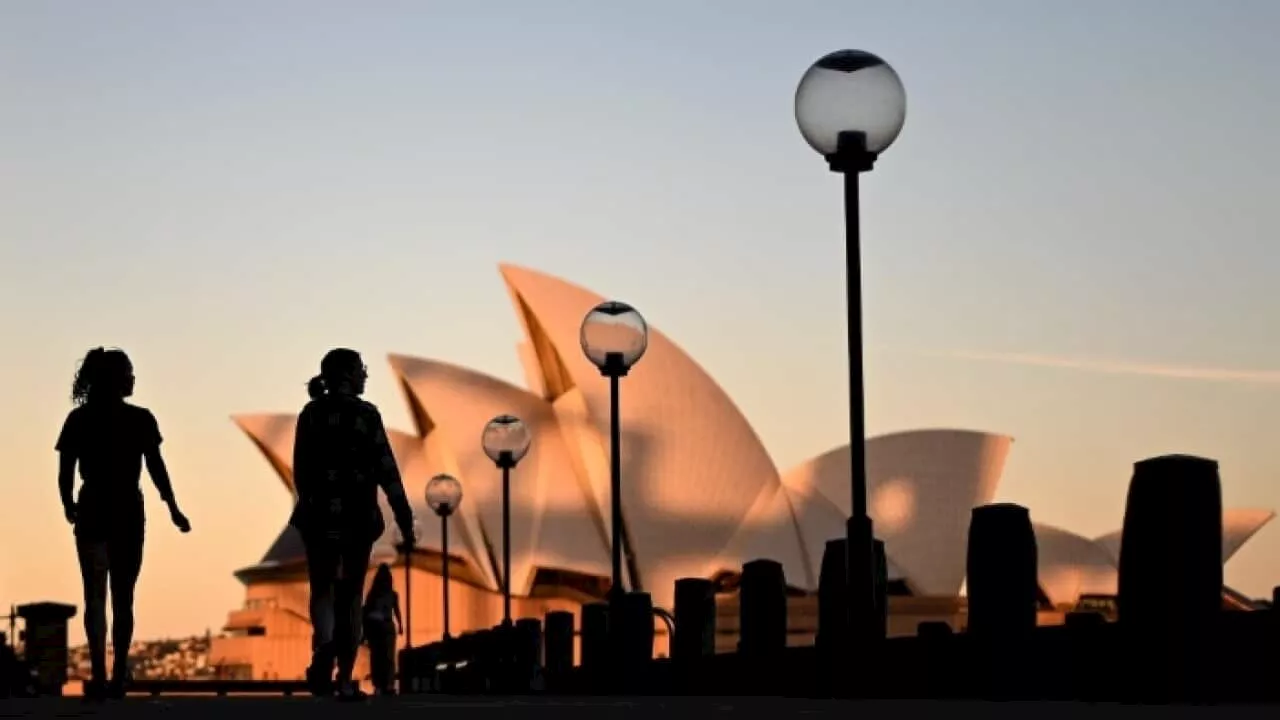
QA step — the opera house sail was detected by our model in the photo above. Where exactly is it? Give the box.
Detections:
[207,264,1275,681]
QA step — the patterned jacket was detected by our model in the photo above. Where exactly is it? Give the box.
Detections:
[289,392,413,544]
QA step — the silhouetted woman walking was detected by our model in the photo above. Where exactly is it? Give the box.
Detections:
[362,563,402,695]
[292,348,414,700]
[56,347,191,701]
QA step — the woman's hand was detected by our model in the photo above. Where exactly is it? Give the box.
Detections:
[63,503,77,526]
[168,503,192,533]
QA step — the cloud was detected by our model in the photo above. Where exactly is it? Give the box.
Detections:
[944,350,1280,386]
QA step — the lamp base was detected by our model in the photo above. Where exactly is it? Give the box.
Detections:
[826,131,877,173]
[845,514,881,642]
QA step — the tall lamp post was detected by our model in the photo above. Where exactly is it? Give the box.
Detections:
[481,414,532,627]
[580,301,649,604]
[794,49,907,642]
[426,473,463,641]
[395,519,421,649]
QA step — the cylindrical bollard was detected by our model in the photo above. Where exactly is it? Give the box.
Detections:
[816,538,849,655]
[579,602,609,673]
[1117,454,1223,628]
[514,618,543,691]
[1116,454,1223,701]
[738,559,787,659]
[966,503,1039,638]
[543,610,575,677]
[618,592,655,680]
[872,539,889,640]
[673,578,716,663]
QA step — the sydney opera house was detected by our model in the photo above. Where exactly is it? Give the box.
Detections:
[208,264,1276,681]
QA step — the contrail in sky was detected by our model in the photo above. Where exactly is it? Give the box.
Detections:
[942,350,1280,386]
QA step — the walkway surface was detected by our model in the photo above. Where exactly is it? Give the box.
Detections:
[1,697,1276,718]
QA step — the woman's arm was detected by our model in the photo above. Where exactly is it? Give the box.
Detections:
[393,593,403,633]
[145,446,191,532]
[141,410,178,506]
[55,412,79,523]
[141,411,189,532]
[58,452,77,522]
[366,408,413,534]
[143,446,177,505]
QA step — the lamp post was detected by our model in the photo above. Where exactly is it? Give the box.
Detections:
[394,519,421,649]
[426,473,463,640]
[580,301,649,603]
[795,49,907,643]
[481,414,532,627]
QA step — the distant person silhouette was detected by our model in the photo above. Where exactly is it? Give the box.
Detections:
[362,563,402,695]
[292,348,414,701]
[56,347,191,701]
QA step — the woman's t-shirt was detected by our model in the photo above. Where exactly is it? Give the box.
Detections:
[56,401,163,537]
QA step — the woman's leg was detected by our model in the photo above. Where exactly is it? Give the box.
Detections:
[74,536,110,690]
[365,621,387,692]
[333,539,374,696]
[106,529,145,691]
[383,626,398,693]
[303,533,339,693]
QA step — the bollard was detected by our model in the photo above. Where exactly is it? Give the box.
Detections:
[738,559,787,659]
[579,602,609,674]
[816,538,849,655]
[618,592,655,689]
[673,578,716,663]
[474,629,498,693]
[1116,454,1223,702]
[514,618,543,692]
[543,610,575,679]
[15,603,76,697]
[966,503,1038,638]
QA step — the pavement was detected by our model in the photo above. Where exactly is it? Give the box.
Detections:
[3,696,1280,719]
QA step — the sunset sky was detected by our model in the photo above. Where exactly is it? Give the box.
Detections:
[2,0,1279,645]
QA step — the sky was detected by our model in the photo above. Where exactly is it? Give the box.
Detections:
[2,0,1279,645]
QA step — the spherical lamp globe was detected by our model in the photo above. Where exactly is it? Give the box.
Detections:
[580,301,648,375]
[481,414,532,467]
[795,49,907,161]
[426,473,463,517]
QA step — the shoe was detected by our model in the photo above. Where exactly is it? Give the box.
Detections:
[305,663,334,697]
[335,681,368,702]
[106,671,130,699]
[82,678,107,703]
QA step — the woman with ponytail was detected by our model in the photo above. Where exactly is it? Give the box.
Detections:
[56,347,191,701]
[290,348,415,700]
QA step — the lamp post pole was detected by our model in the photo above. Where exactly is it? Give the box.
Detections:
[834,132,877,643]
[499,453,514,626]
[795,49,907,648]
[606,353,626,605]
[441,512,451,639]
[579,302,649,605]
[481,415,530,631]
[426,473,463,643]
